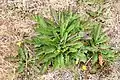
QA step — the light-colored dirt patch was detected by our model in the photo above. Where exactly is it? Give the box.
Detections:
[106,0,120,51]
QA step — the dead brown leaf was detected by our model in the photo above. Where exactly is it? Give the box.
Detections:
[99,53,103,66]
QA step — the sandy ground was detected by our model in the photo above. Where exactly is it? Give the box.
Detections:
[0,0,120,80]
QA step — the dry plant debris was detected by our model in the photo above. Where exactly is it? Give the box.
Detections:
[0,0,120,80]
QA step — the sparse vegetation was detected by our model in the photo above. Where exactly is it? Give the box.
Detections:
[77,0,105,4]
